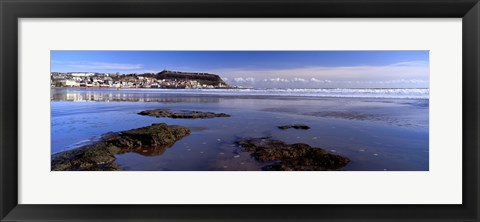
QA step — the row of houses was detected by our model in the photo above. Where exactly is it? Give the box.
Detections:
[51,72,223,89]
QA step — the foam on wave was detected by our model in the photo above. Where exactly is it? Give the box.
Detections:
[117,88,429,99]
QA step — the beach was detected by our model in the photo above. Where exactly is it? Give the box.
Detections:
[51,88,429,171]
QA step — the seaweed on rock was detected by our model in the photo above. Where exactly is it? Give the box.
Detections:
[236,138,350,171]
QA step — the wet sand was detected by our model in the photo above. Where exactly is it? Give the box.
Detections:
[51,88,429,171]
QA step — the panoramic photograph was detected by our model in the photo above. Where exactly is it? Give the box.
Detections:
[50,51,429,171]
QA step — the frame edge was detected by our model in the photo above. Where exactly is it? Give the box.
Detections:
[1,0,479,221]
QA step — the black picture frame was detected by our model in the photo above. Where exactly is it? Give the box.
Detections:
[1,0,479,221]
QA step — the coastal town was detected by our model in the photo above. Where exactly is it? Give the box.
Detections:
[50,70,230,89]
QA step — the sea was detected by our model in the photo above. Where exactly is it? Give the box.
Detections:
[51,88,429,171]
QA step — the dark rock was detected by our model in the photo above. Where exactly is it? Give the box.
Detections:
[138,109,230,119]
[51,123,191,171]
[278,124,310,130]
[51,142,121,171]
[109,123,191,147]
[236,139,350,171]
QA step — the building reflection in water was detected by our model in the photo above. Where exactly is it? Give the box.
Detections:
[51,89,221,103]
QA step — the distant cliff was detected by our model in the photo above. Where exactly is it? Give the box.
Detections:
[156,70,229,87]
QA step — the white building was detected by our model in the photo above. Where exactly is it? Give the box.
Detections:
[70,72,95,77]
[59,79,79,87]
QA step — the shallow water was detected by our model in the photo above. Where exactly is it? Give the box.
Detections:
[51,88,429,171]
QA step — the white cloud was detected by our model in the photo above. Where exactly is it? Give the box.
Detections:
[206,61,428,81]
[293,78,307,82]
[224,75,428,88]
[264,77,290,83]
[232,77,255,82]
[310,78,332,83]
[202,60,428,88]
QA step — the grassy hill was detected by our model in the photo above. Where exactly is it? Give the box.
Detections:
[156,70,229,87]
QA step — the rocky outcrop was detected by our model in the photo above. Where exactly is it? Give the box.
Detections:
[51,142,122,171]
[156,70,229,87]
[278,124,310,130]
[138,109,230,119]
[109,123,191,148]
[51,123,191,171]
[236,138,350,171]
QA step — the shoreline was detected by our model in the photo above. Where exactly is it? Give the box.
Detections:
[51,87,430,100]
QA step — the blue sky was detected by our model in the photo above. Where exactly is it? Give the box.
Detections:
[51,51,429,88]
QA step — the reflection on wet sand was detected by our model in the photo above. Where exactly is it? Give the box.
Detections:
[308,111,381,121]
[117,145,170,156]
[262,106,427,128]
[51,91,221,103]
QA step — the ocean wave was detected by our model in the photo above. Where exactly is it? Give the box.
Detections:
[55,88,429,99]
[115,88,430,99]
